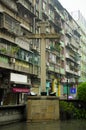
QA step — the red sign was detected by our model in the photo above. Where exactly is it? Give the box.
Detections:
[12,88,30,93]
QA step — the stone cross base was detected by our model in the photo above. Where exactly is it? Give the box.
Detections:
[26,96,59,122]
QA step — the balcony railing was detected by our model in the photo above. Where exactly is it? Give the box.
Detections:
[0,55,14,69]
[0,51,39,75]
[0,13,21,36]
[0,45,19,58]
[15,61,33,74]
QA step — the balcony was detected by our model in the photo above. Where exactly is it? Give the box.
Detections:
[27,0,32,4]
[54,65,60,73]
[33,55,40,66]
[65,30,72,37]
[42,10,49,19]
[14,65,30,73]
[0,55,8,64]
[15,60,33,74]
[49,15,54,23]
[60,13,65,20]
[0,13,21,36]
[0,44,19,58]
[48,64,55,72]
[74,66,80,72]
[30,45,39,54]
[0,0,18,12]
[60,41,64,47]
[54,19,62,29]
[54,7,65,20]
[15,38,30,51]
[33,66,39,75]
[60,68,65,75]
[66,53,70,59]
[47,46,60,57]
[69,65,74,71]
[54,7,60,16]
[60,30,65,35]
[0,32,15,43]
[20,23,32,33]
[75,37,80,44]
[71,39,79,49]
[17,0,35,16]
[65,65,73,74]
[35,10,41,21]
[0,55,14,69]
[74,53,81,61]
[49,0,54,9]
[73,29,81,38]
[74,71,80,76]
[0,48,38,75]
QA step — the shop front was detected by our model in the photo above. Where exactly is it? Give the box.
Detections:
[11,82,30,104]
[9,73,31,105]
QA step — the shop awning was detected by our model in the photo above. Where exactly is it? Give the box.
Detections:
[12,87,30,93]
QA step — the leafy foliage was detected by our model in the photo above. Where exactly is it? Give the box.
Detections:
[77,82,86,101]
[60,101,86,119]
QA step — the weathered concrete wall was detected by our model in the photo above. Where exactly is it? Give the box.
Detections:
[0,104,25,125]
[26,96,59,122]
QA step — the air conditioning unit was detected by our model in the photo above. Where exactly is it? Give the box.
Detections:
[9,58,15,64]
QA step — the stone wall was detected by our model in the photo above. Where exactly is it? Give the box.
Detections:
[26,96,59,122]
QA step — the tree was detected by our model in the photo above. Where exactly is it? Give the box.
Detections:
[77,82,86,101]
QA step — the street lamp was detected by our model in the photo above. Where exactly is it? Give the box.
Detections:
[67,78,68,100]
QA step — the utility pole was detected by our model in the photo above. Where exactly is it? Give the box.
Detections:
[26,22,60,94]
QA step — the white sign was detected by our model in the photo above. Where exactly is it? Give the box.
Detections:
[10,73,27,83]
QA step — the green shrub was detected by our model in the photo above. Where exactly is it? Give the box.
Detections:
[60,101,75,113]
[77,82,86,101]
[60,101,86,119]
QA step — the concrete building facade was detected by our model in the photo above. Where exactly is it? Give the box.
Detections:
[0,0,41,105]
[71,10,86,83]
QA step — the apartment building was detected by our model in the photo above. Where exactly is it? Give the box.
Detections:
[0,0,82,105]
[64,10,81,98]
[37,0,65,96]
[39,0,81,98]
[0,0,41,105]
[71,10,86,83]
[80,30,86,82]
